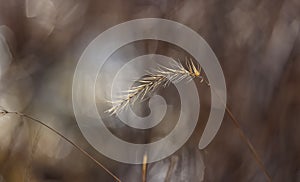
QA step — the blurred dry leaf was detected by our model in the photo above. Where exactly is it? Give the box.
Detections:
[0,114,29,164]
[34,124,73,160]
[0,26,13,79]
[0,77,33,112]
[26,0,57,36]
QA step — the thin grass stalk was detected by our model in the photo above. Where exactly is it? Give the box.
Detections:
[0,109,121,182]
[202,80,272,181]
[224,107,272,181]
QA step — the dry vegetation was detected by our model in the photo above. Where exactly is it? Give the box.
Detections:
[0,0,300,182]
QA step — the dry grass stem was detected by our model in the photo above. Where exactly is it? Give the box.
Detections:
[224,107,272,181]
[0,108,121,182]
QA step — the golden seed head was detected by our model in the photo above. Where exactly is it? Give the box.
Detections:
[194,69,200,77]
[107,58,203,114]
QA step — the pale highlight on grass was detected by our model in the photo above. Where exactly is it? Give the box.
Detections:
[142,154,147,182]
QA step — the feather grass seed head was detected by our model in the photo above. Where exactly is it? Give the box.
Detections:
[107,58,205,115]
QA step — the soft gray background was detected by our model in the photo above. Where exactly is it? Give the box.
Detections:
[0,0,299,181]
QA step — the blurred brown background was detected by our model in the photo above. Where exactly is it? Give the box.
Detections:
[0,0,299,181]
